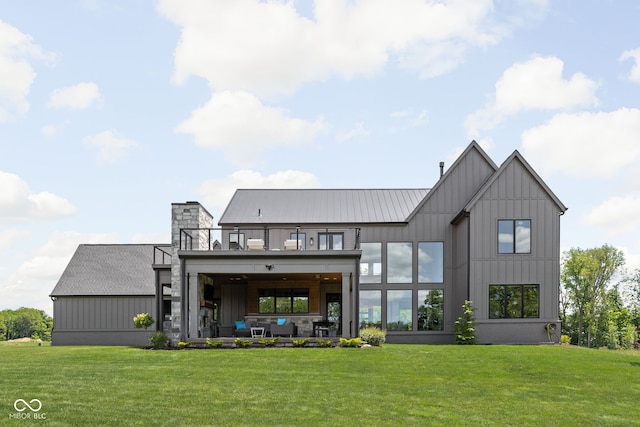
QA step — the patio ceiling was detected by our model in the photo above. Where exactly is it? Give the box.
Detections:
[203,272,342,285]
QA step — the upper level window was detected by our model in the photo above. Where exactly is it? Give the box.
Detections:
[289,232,306,250]
[360,242,382,283]
[387,242,413,283]
[229,232,245,250]
[319,233,343,250]
[498,220,531,254]
[418,242,444,283]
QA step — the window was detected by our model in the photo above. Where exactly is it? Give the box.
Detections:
[417,289,444,331]
[289,232,306,250]
[387,242,413,283]
[258,289,309,314]
[489,285,539,318]
[319,233,343,250]
[359,290,381,328]
[360,242,382,283]
[418,242,444,283]
[387,290,412,330]
[498,220,531,254]
[229,232,245,250]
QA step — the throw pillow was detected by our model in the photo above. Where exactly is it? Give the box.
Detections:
[277,318,286,325]
[235,320,246,330]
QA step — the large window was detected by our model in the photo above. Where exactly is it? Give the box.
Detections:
[418,242,444,283]
[489,285,539,318]
[498,220,531,254]
[387,242,413,283]
[319,233,343,250]
[387,290,412,331]
[258,289,309,314]
[417,289,444,331]
[360,242,382,283]
[359,290,381,328]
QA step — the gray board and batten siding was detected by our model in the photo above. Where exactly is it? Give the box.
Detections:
[50,244,160,346]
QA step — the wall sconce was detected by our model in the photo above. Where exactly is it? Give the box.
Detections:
[309,237,314,246]
[50,296,57,301]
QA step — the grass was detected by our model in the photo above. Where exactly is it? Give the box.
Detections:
[1,342,639,426]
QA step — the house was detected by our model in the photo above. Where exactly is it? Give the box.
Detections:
[50,141,567,345]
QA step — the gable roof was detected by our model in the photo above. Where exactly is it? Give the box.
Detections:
[462,149,568,214]
[406,141,498,221]
[50,244,160,297]
[218,188,430,225]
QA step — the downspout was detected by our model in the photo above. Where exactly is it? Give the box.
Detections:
[155,269,161,332]
[466,213,471,301]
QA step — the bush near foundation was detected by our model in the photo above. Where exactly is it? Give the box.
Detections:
[359,327,386,346]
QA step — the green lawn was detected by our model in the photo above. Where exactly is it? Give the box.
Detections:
[1,343,639,426]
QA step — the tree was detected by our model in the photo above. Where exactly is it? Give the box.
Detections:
[454,300,477,344]
[561,245,625,347]
[0,308,53,341]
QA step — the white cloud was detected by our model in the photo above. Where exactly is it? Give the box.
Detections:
[390,108,429,129]
[581,194,640,237]
[84,130,138,162]
[336,122,371,142]
[47,82,102,109]
[198,169,321,214]
[0,171,76,222]
[619,48,640,83]
[0,20,53,122]
[41,124,57,137]
[465,56,599,134]
[1,231,118,315]
[175,91,327,165]
[131,232,170,244]
[158,0,543,96]
[0,229,32,251]
[521,108,640,179]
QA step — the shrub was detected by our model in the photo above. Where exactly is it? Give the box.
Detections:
[291,338,310,347]
[360,327,386,346]
[560,335,571,345]
[234,338,253,348]
[149,331,168,349]
[454,300,477,345]
[133,313,154,329]
[339,337,362,348]
[177,341,191,349]
[258,337,279,347]
[205,338,223,348]
[316,339,333,348]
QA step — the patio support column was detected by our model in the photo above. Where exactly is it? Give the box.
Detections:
[189,273,199,339]
[341,272,352,338]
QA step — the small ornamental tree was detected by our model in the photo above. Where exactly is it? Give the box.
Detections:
[133,313,154,330]
[454,300,477,344]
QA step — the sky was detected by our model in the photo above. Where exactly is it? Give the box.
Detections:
[1,0,640,316]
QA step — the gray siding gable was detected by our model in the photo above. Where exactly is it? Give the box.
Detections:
[462,150,567,215]
[50,244,162,296]
[408,141,498,220]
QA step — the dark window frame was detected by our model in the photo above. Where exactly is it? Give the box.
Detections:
[497,219,531,254]
[258,288,309,314]
[489,284,539,319]
[318,232,344,250]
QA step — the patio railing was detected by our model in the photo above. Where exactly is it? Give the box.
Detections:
[178,226,361,252]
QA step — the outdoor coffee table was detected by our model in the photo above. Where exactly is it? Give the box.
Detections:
[251,327,265,338]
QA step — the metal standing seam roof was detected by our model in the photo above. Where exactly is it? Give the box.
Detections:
[50,244,163,296]
[218,188,430,225]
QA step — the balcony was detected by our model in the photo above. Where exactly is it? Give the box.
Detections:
[178,227,361,252]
